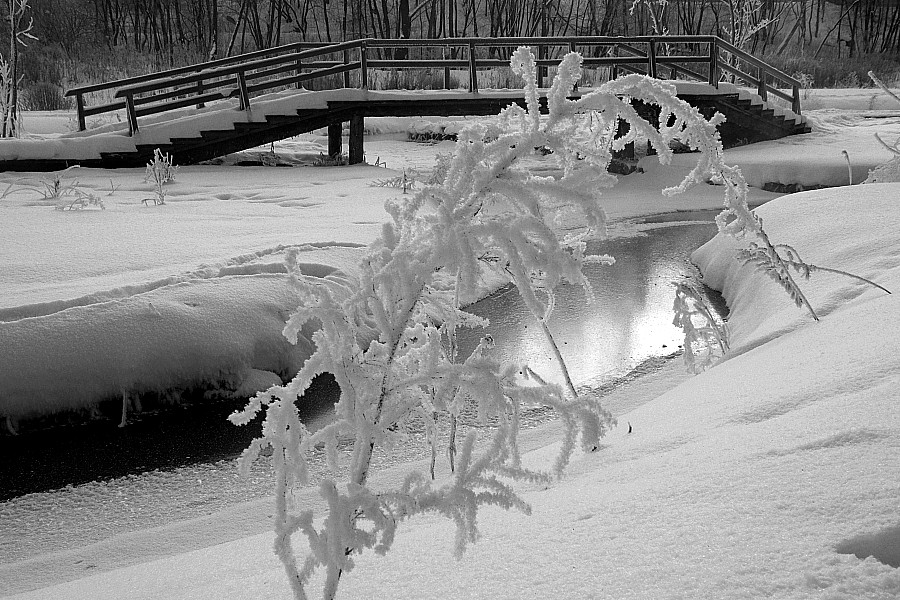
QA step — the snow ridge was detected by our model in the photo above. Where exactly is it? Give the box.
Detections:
[0,243,360,322]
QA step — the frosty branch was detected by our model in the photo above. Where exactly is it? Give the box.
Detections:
[672,282,729,373]
[230,47,764,600]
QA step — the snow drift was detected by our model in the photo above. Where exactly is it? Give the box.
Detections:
[0,274,323,420]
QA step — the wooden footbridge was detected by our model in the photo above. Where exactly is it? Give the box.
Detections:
[3,36,809,171]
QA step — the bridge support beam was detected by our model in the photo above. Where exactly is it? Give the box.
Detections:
[327,122,342,158]
[349,114,365,165]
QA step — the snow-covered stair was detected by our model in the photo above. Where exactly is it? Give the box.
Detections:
[673,81,811,146]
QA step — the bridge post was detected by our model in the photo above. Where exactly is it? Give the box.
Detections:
[757,68,768,101]
[349,113,365,164]
[296,56,303,90]
[611,44,619,81]
[648,38,658,79]
[569,41,579,92]
[468,42,478,93]
[443,47,452,89]
[124,94,139,135]
[328,122,343,158]
[75,93,86,131]
[196,71,205,109]
[343,50,351,87]
[537,44,545,88]
[236,71,251,110]
[360,41,369,89]
[708,38,719,87]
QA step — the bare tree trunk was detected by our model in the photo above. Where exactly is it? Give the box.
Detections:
[3,0,33,138]
[5,9,18,138]
[208,0,218,58]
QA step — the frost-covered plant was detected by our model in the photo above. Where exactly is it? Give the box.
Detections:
[708,70,889,321]
[841,149,853,185]
[231,47,763,600]
[1,165,105,210]
[259,150,281,167]
[706,157,873,321]
[427,152,453,185]
[737,240,891,318]
[143,148,176,205]
[672,282,728,373]
[56,191,104,211]
[313,152,348,166]
[144,147,178,184]
[723,207,891,324]
[865,71,900,183]
[370,169,416,193]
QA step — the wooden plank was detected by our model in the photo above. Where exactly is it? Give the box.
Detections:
[133,79,237,106]
[82,100,127,117]
[135,92,227,118]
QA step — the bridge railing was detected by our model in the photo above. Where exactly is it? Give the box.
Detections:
[65,36,803,136]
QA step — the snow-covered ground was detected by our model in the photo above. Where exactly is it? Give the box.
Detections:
[0,126,789,424]
[2,91,900,599]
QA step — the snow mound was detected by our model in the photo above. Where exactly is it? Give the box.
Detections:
[692,183,900,356]
[0,273,334,421]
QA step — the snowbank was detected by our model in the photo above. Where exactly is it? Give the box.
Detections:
[1,274,321,419]
[4,183,898,599]
[692,183,900,356]
[669,108,900,188]
[0,133,783,426]
[0,162,391,424]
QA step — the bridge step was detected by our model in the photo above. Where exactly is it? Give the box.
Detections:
[671,90,809,146]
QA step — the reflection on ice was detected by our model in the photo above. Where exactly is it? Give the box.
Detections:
[459,218,720,390]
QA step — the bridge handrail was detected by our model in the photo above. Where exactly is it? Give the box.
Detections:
[114,44,354,97]
[63,42,328,97]
[65,35,803,136]
[360,34,716,46]
[64,40,334,130]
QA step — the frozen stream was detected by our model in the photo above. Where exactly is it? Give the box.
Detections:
[0,210,723,566]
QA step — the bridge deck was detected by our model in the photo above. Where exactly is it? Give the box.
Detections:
[0,82,808,172]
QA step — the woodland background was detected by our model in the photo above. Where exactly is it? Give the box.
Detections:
[5,0,900,111]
